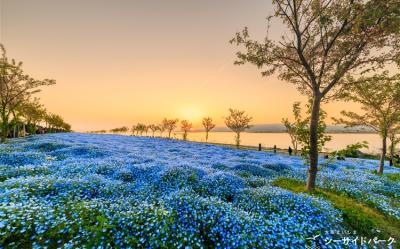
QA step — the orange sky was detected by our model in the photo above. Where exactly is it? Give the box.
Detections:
[0,0,376,131]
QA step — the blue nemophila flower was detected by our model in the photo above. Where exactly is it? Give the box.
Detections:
[0,133,398,248]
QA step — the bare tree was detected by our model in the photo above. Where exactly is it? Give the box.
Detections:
[148,124,160,137]
[134,123,147,135]
[163,118,179,139]
[159,120,168,137]
[131,125,136,136]
[231,0,400,191]
[202,117,215,142]
[224,108,252,148]
[0,44,55,142]
[333,73,400,174]
[181,120,192,141]
[144,125,149,136]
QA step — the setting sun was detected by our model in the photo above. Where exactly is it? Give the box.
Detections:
[178,105,204,123]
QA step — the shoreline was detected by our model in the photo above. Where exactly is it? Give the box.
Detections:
[3,132,386,162]
[88,132,383,159]
[180,139,381,159]
[189,131,378,135]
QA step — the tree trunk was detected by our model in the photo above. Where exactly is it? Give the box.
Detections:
[22,123,26,137]
[389,135,395,167]
[378,135,387,174]
[205,131,209,142]
[306,95,321,192]
[1,112,9,143]
[1,121,8,143]
[235,132,240,149]
[183,131,187,141]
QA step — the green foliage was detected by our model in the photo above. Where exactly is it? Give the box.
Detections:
[386,173,400,182]
[45,113,71,132]
[231,0,400,191]
[283,101,331,159]
[282,102,301,154]
[389,127,400,165]
[335,141,369,158]
[272,178,306,193]
[0,44,60,141]
[334,72,400,173]
[19,98,46,127]
[230,1,400,100]
[298,102,331,158]
[334,72,400,138]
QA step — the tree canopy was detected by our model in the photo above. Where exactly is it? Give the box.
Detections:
[225,108,252,148]
[231,0,400,191]
[334,72,400,173]
[0,44,69,141]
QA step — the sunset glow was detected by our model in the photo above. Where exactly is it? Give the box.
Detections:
[1,0,395,131]
[178,105,204,124]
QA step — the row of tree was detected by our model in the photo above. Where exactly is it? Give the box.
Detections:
[109,109,253,147]
[0,44,71,142]
[110,117,214,141]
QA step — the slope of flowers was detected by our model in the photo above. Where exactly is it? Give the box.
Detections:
[0,133,398,248]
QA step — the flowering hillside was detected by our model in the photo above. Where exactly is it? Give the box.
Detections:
[0,133,399,248]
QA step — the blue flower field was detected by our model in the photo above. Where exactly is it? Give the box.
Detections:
[0,133,399,248]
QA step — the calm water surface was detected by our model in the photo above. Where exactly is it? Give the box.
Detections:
[118,131,392,154]
[170,132,386,154]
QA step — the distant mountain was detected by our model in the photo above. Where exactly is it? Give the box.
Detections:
[193,124,375,133]
[324,125,375,133]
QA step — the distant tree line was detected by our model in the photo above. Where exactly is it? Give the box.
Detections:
[0,44,71,143]
[88,130,107,134]
[107,109,253,146]
[110,126,129,133]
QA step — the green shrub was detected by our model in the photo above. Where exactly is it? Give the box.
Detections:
[334,141,369,158]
